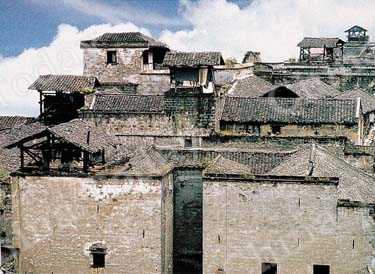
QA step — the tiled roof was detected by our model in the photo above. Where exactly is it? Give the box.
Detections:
[285,78,340,99]
[158,147,295,175]
[163,51,224,67]
[204,155,254,175]
[345,25,367,32]
[297,37,344,48]
[92,94,164,113]
[0,116,33,131]
[81,32,167,48]
[2,122,46,148]
[107,147,173,176]
[335,89,375,114]
[0,122,46,172]
[228,76,276,98]
[48,119,115,153]
[269,145,375,203]
[0,134,21,172]
[221,97,358,125]
[29,75,98,92]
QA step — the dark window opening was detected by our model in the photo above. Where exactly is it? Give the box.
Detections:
[262,263,277,274]
[92,253,105,268]
[143,50,149,65]
[107,51,117,64]
[313,265,330,274]
[90,243,107,268]
[271,125,281,135]
[185,138,192,148]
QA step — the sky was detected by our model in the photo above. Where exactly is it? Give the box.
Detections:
[1,0,375,116]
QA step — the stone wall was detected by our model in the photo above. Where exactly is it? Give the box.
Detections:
[203,178,375,274]
[12,174,173,274]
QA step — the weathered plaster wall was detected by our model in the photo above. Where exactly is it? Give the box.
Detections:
[203,179,375,274]
[12,174,173,274]
[83,48,145,81]
[221,123,360,144]
[83,48,170,95]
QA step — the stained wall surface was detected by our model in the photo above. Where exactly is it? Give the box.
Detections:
[12,174,173,274]
[203,179,375,274]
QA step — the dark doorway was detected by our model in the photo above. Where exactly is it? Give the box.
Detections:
[262,262,277,274]
[173,168,203,274]
[313,265,330,274]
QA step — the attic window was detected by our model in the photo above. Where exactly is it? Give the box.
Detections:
[90,243,107,268]
[313,265,330,274]
[107,51,117,65]
[262,263,277,274]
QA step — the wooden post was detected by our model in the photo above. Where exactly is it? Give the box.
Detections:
[101,149,105,164]
[39,90,43,116]
[20,144,24,169]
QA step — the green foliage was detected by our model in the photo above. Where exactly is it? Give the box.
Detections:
[0,169,9,179]
[82,88,95,94]
[240,173,255,180]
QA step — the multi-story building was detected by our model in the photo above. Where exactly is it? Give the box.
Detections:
[1,28,375,274]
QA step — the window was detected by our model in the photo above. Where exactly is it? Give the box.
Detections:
[90,243,107,268]
[313,265,330,274]
[262,263,277,274]
[271,125,281,135]
[107,50,117,64]
[185,138,192,148]
[92,253,105,268]
[143,50,149,65]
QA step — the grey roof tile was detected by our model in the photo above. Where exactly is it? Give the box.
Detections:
[228,76,276,98]
[298,37,345,48]
[92,94,164,113]
[81,32,167,48]
[285,78,340,99]
[335,88,375,114]
[221,97,358,125]
[48,119,115,153]
[163,51,224,67]
[0,116,34,131]
[29,75,97,93]
[269,145,375,203]
[204,155,254,175]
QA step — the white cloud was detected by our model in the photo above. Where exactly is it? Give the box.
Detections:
[160,0,375,62]
[0,23,149,116]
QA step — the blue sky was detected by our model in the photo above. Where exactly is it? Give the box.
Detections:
[0,0,251,57]
[0,0,186,57]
